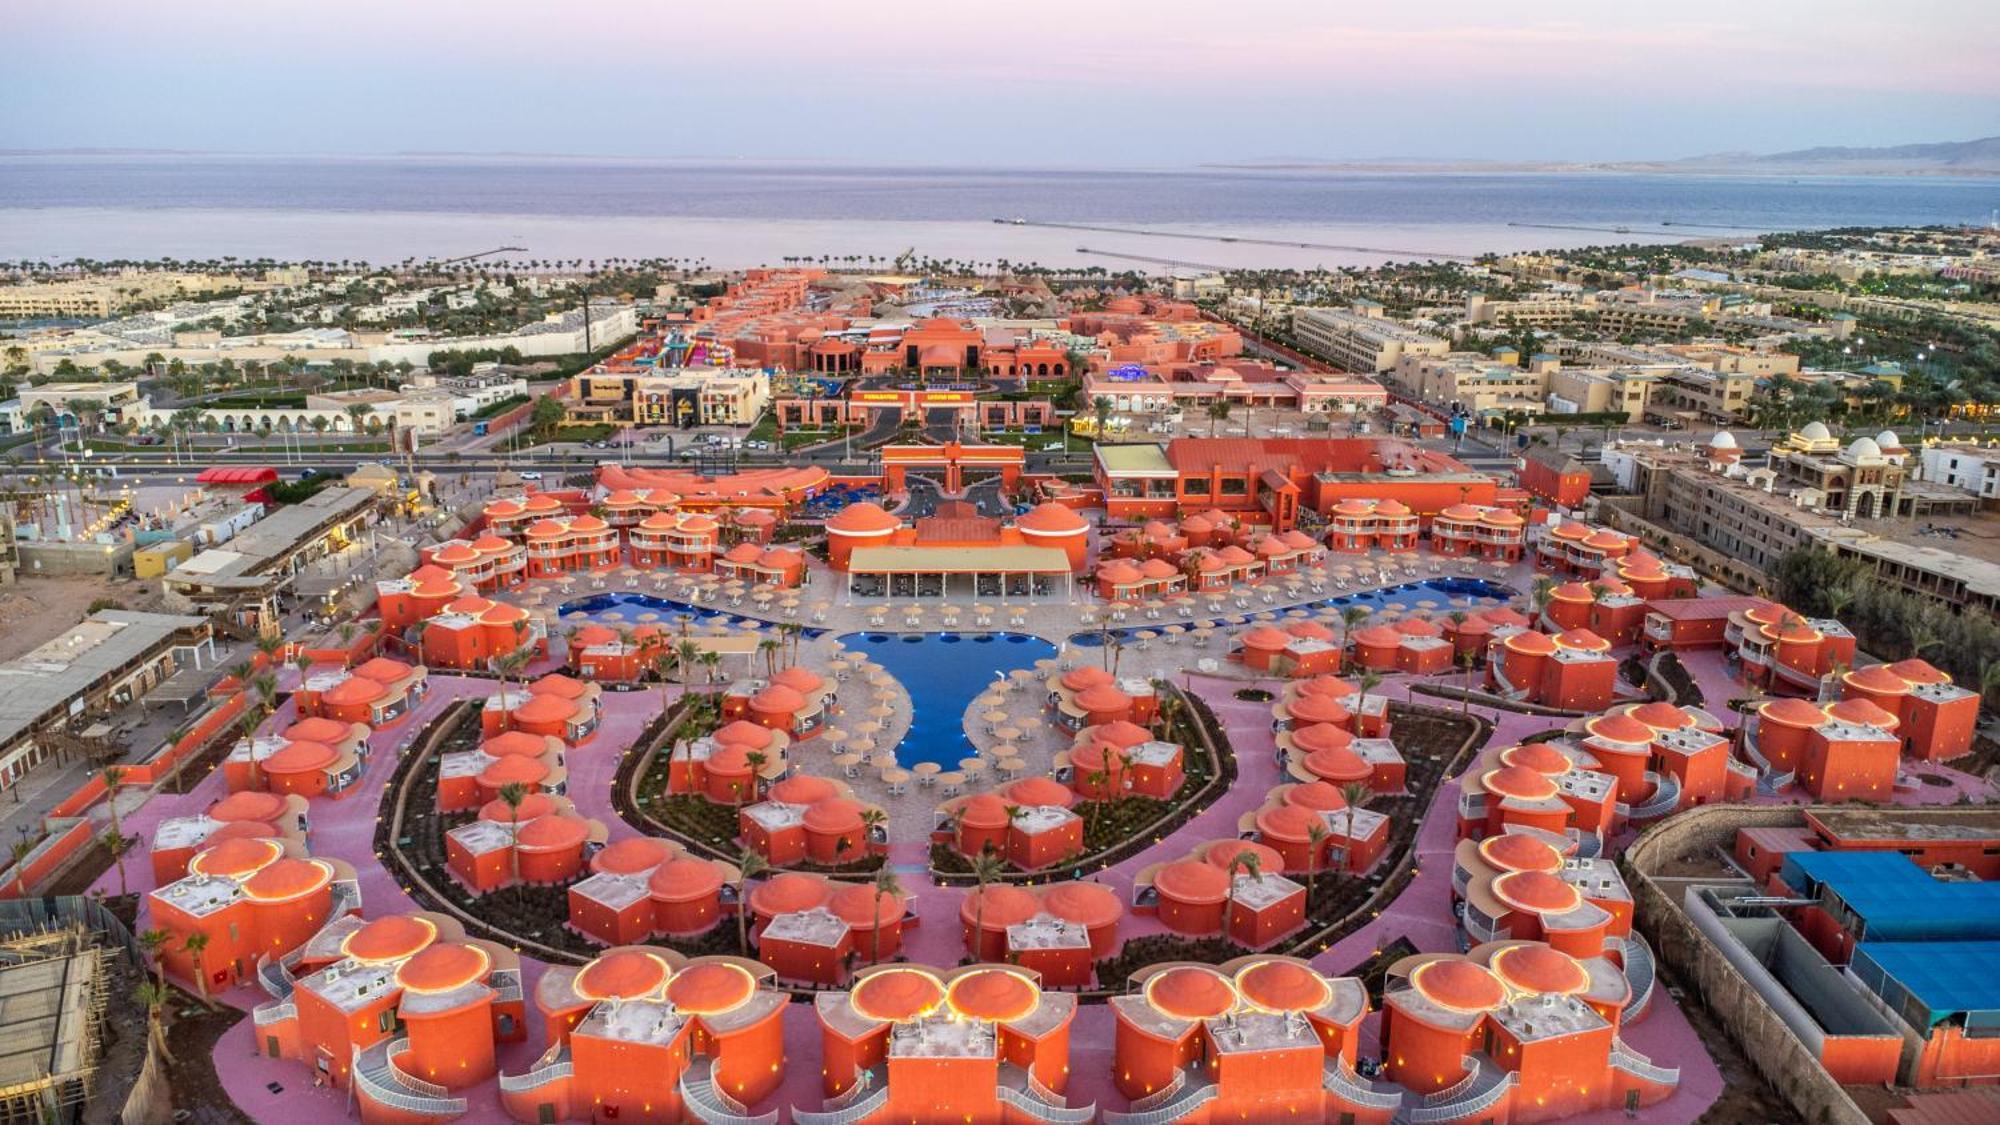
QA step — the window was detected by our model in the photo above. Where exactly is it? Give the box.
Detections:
[1183,477,1210,497]
[1220,477,1247,497]
[378,1010,395,1033]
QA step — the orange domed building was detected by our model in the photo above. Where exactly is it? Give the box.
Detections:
[445,803,607,895]
[294,656,428,726]
[806,965,1089,1122]
[223,716,370,797]
[1141,847,1307,948]
[436,729,568,813]
[744,871,910,986]
[664,721,793,807]
[374,564,467,632]
[1838,658,1979,762]
[250,910,526,1109]
[480,672,602,743]
[1486,626,1617,711]
[935,780,1085,872]
[1110,957,1387,1122]
[1430,503,1527,561]
[502,949,787,1125]
[1244,780,1392,876]
[739,776,887,867]
[1276,712,1408,794]
[147,837,355,997]
[957,879,1124,987]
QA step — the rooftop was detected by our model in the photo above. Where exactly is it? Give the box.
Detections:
[0,610,210,752]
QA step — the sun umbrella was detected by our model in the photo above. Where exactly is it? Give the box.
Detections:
[994,726,1021,743]
[1013,715,1043,733]
[847,737,877,756]
[870,753,899,771]
[880,766,911,787]
[821,728,848,749]
[981,709,1009,726]
[868,703,894,719]
[851,720,883,738]
[1008,669,1036,684]
[959,757,989,776]
[833,752,862,769]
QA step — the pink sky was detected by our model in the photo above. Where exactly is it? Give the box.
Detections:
[3,1,1996,162]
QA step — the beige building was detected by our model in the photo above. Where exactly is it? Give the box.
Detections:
[567,367,772,427]
[0,272,232,319]
[1290,303,1448,374]
[1547,368,1655,422]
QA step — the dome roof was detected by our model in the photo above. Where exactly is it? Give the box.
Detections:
[749,684,807,714]
[343,915,438,963]
[264,740,337,774]
[1492,870,1584,915]
[1550,522,1592,541]
[1145,966,1237,1021]
[1628,701,1694,730]
[1295,676,1356,700]
[432,543,478,566]
[705,744,751,775]
[1845,436,1882,461]
[956,793,1012,830]
[767,775,839,806]
[591,836,675,875]
[1844,665,1912,694]
[575,950,671,1000]
[211,790,290,823]
[1154,860,1230,905]
[800,798,865,836]
[1826,697,1899,729]
[1478,833,1564,874]
[1285,620,1335,642]
[1005,776,1075,808]
[324,676,387,707]
[354,657,414,683]
[1396,617,1444,638]
[1584,713,1656,746]
[568,624,616,649]
[1759,698,1830,728]
[1500,743,1571,776]
[1236,960,1331,1013]
[1885,658,1945,685]
[827,883,900,929]
[1016,502,1088,534]
[826,502,900,535]
[666,961,757,1015]
[750,873,831,917]
[1439,504,1484,521]
[1709,430,1738,449]
[1306,745,1375,786]
[1240,626,1291,651]
[1139,558,1180,580]
[1800,421,1833,442]
[480,754,550,787]
[1039,882,1123,929]
[959,885,1040,931]
[1503,631,1556,656]
[204,820,279,845]
[284,717,357,744]
[1290,721,1354,754]
[486,730,557,759]
[1204,839,1287,874]
[772,666,824,694]
[568,514,608,533]
[1875,429,1904,450]
[648,857,725,903]
[479,791,556,824]
[1492,944,1590,996]
[851,968,944,1023]
[514,814,589,851]
[713,720,776,749]
[1483,765,1560,802]
[1096,561,1143,585]
[1283,781,1348,813]
[947,969,1040,1023]
[1411,959,1505,1012]
[1076,684,1132,713]
[722,542,762,564]
[1060,666,1113,693]
[1256,803,1325,844]
[396,942,489,994]
[1554,628,1610,651]
[511,694,577,725]
[190,837,282,879]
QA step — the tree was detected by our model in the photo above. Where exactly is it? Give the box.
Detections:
[8,838,32,899]
[858,808,887,866]
[136,980,173,1062]
[1206,400,1232,437]
[106,830,135,898]
[1356,670,1383,716]
[868,867,904,964]
[734,848,770,955]
[100,765,128,838]
[743,751,768,805]
[1304,821,1328,911]
[183,931,215,1008]
[529,395,567,443]
[1338,606,1371,674]
[969,852,1008,961]
[343,402,374,434]
[1224,850,1263,928]
[1338,781,1374,884]
[137,928,172,989]
[1092,396,1112,440]
[497,781,529,895]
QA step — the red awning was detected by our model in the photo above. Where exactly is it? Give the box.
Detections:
[196,467,280,485]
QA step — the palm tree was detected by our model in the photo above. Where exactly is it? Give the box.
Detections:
[1529,576,1556,623]
[1304,821,1328,911]
[1356,670,1383,716]
[1456,649,1479,714]
[1224,850,1263,928]
[9,839,32,899]
[137,928,171,988]
[100,765,128,838]
[700,650,723,685]
[497,782,528,894]
[1338,605,1371,674]
[868,867,905,965]
[136,980,173,1062]
[493,649,533,726]
[858,808,887,865]
[743,751,768,805]
[969,852,1008,961]
[106,831,135,898]
[1337,781,1374,883]
[734,848,770,955]
[1206,400,1231,437]
[758,638,781,679]
[183,932,215,1008]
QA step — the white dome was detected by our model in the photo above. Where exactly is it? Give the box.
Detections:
[1875,430,1903,450]
[1708,430,1738,450]
[1800,421,1833,442]
[1844,436,1882,461]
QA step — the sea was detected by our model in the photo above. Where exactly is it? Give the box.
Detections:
[0,156,1993,269]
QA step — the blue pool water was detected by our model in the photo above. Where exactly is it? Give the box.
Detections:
[1067,577,1517,646]
[560,592,828,638]
[839,631,1057,768]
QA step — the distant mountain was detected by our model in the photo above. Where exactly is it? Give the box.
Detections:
[1204,137,2000,177]
[1671,136,2000,173]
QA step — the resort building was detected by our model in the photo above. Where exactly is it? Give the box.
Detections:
[147,836,357,996]
[444,803,606,895]
[825,499,1090,602]
[936,783,1084,872]
[222,715,371,800]
[1291,304,1450,373]
[1271,674,1392,739]
[480,673,602,745]
[1108,957,1390,1123]
[1138,842,1310,948]
[664,719,792,807]
[1244,782,1392,875]
[294,656,429,727]
[162,486,379,630]
[251,911,526,1108]
[150,791,309,885]
[1274,715,1406,795]
[747,872,909,985]
[739,773,888,867]
[1428,503,1528,562]
[1349,618,1458,677]
[958,880,1124,986]
[437,729,569,814]
[1837,658,1980,762]
[1485,627,1618,712]
[504,949,788,1124]
[412,592,549,671]
[1063,719,1186,800]
[803,964,1090,1124]
[719,665,836,743]
[565,837,738,945]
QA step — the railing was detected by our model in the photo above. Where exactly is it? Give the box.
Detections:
[1626,771,1682,821]
[1608,1040,1680,1086]
[1618,933,1658,1015]
[996,1086,1097,1123]
[1324,1059,1405,1111]
[681,1059,781,1125]
[1739,726,1772,774]
[1102,1080,1218,1125]
[350,1041,467,1117]
[252,999,294,1026]
[1456,791,1487,820]
[497,1058,572,1094]
[1422,1059,1485,1106]
[790,1087,889,1125]
[1125,1069,1187,1113]
[1402,1069,1514,1123]
[256,954,294,1000]
[385,1041,453,1099]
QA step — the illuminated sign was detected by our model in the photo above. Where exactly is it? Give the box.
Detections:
[1107,364,1151,382]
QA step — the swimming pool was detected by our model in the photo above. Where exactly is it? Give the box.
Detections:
[1067,576,1518,646]
[839,631,1057,769]
[560,592,828,638]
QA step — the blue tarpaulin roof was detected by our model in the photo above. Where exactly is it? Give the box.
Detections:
[1780,851,2000,942]
[1853,942,2000,1026]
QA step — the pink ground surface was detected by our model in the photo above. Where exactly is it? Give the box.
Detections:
[130,632,1995,1122]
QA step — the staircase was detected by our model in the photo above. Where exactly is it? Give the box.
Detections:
[1102,1079,1219,1125]
[680,1058,780,1125]
[351,1039,467,1118]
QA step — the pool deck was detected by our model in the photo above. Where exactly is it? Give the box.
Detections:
[109,542,2000,1123]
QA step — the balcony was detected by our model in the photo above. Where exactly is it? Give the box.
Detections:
[1613,934,1658,1017]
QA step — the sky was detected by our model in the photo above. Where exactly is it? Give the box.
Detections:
[2,0,1996,165]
